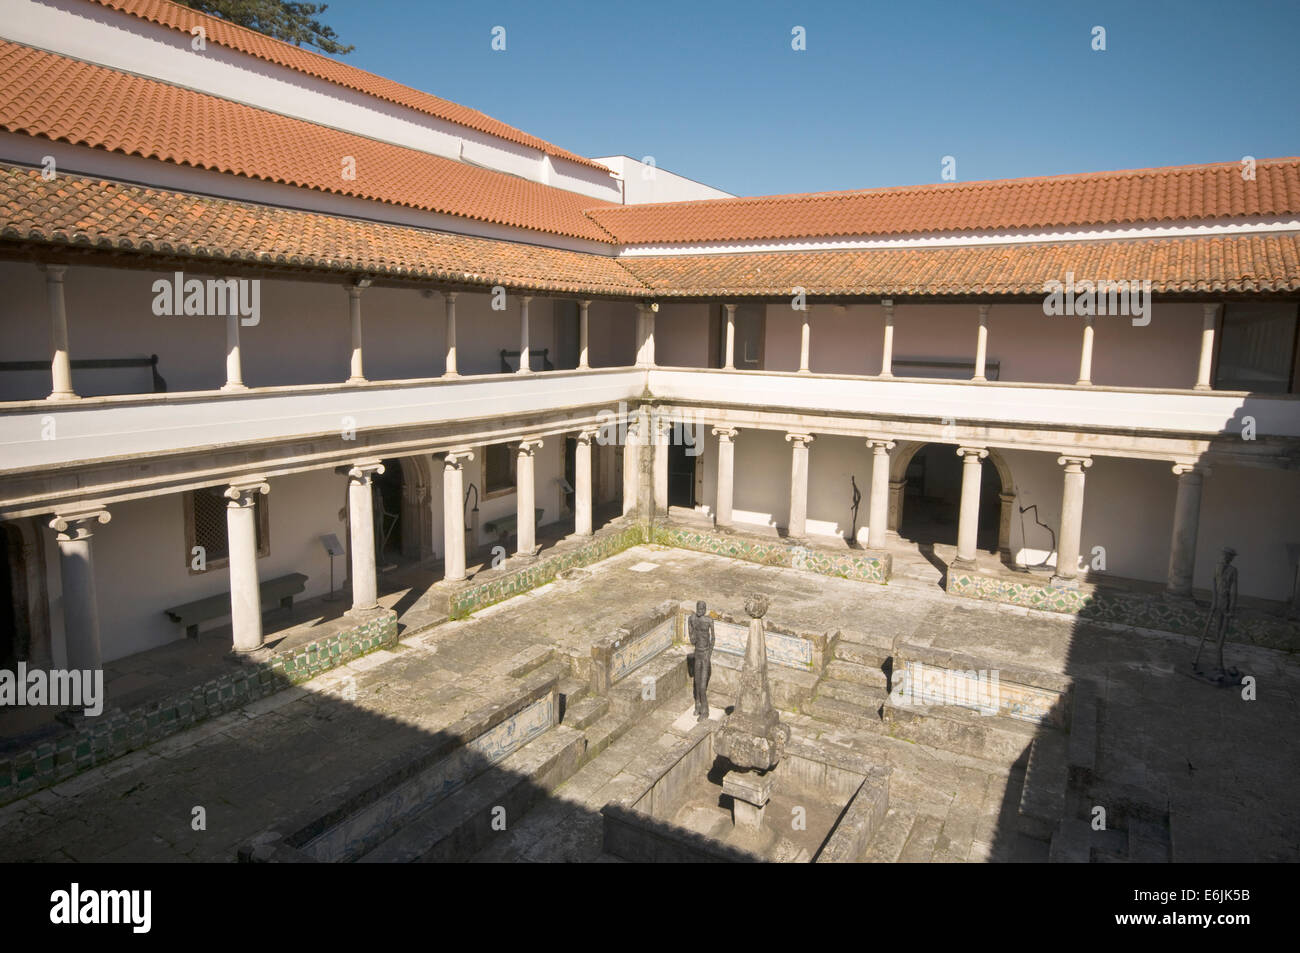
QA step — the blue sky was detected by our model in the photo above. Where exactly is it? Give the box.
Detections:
[319,0,1300,197]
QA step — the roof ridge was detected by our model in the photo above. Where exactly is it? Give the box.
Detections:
[84,0,609,173]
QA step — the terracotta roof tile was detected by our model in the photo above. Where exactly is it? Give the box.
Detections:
[589,160,1300,245]
[3,165,1297,299]
[0,164,643,294]
[0,40,617,243]
[84,0,611,173]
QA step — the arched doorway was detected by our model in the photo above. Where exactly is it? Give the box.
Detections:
[889,443,1016,560]
[375,456,434,566]
[1,519,51,670]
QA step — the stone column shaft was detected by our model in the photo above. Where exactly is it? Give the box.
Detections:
[225,481,269,651]
[867,439,895,549]
[973,304,989,382]
[786,433,814,538]
[723,303,736,370]
[516,439,543,555]
[1196,303,1219,390]
[713,427,739,526]
[798,313,811,373]
[44,265,77,401]
[1053,456,1093,586]
[49,507,110,669]
[578,300,591,370]
[347,284,367,384]
[443,451,473,581]
[347,461,384,611]
[1077,314,1095,385]
[518,296,532,373]
[953,447,989,567]
[1166,464,1207,597]
[443,292,459,378]
[652,415,669,516]
[622,411,640,516]
[222,311,247,391]
[574,430,596,536]
[636,305,657,368]
[880,299,895,378]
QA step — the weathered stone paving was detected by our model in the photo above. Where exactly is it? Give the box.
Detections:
[1,544,1295,862]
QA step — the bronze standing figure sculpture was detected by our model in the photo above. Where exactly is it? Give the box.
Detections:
[849,475,862,545]
[1193,546,1239,682]
[687,600,715,721]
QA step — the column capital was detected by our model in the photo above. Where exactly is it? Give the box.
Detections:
[576,428,599,445]
[1202,302,1221,323]
[1172,462,1210,478]
[723,302,737,315]
[956,446,989,460]
[49,506,111,539]
[785,432,815,448]
[224,479,270,507]
[977,303,990,319]
[444,449,475,468]
[867,438,896,453]
[346,459,385,483]
[40,263,67,281]
[579,299,592,309]
[1057,455,1093,470]
[346,282,368,300]
[517,437,544,455]
[519,294,533,305]
[712,426,739,441]
[442,290,459,302]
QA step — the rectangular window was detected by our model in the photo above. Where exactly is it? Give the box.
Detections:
[184,489,268,572]
[1214,302,1300,393]
[484,443,515,497]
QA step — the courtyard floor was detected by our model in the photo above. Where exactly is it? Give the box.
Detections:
[0,544,1295,862]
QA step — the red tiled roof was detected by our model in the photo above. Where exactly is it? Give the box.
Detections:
[4,164,1297,299]
[589,160,1300,245]
[0,164,644,294]
[617,236,1300,296]
[0,41,616,243]
[84,0,611,173]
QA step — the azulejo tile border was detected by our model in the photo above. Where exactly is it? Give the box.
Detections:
[947,572,1300,649]
[0,609,398,807]
[651,525,890,584]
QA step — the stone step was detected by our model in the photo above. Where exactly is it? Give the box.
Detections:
[580,706,639,765]
[358,726,586,863]
[860,807,916,863]
[1018,730,1069,842]
[824,659,888,689]
[804,696,888,733]
[607,651,688,718]
[557,676,591,709]
[816,678,889,714]
[1048,818,1128,863]
[1067,679,1099,788]
[883,695,1039,766]
[563,695,609,731]
[832,637,892,668]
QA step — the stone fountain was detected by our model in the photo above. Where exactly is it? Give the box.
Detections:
[714,593,791,833]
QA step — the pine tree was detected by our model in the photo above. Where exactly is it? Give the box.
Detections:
[175,1,354,54]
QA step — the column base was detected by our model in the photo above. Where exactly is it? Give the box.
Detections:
[1075,379,1092,387]
[345,603,384,620]
[1048,574,1080,589]
[442,371,460,379]
[1193,383,1212,391]
[46,391,80,401]
[345,376,367,385]
[949,556,979,573]
[515,368,532,375]
[1162,588,1195,603]
[220,382,249,392]
[971,375,987,383]
[509,550,539,567]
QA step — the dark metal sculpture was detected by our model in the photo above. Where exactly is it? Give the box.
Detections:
[1193,546,1240,682]
[849,475,862,544]
[687,600,714,721]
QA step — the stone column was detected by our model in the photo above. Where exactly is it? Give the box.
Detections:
[798,311,811,373]
[517,295,532,373]
[515,439,543,556]
[49,507,110,669]
[222,309,247,392]
[1195,303,1220,390]
[1076,314,1095,385]
[866,439,895,549]
[224,480,269,651]
[653,414,669,516]
[635,304,657,368]
[973,304,989,382]
[1052,456,1093,587]
[998,490,1016,561]
[1166,463,1208,597]
[622,409,640,516]
[713,426,739,527]
[578,300,591,370]
[346,282,368,384]
[443,292,459,378]
[347,461,385,612]
[723,303,736,369]
[574,429,596,536]
[880,298,895,378]
[442,450,474,581]
[785,433,814,538]
[952,447,989,569]
[43,265,77,401]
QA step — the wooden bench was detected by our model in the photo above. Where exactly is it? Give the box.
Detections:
[164,572,308,639]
